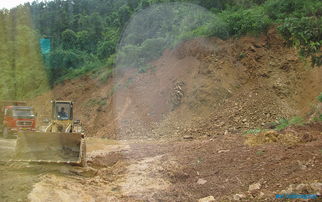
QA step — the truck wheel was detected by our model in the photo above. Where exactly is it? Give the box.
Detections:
[3,127,9,139]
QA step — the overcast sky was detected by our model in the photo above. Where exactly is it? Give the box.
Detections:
[1,0,33,9]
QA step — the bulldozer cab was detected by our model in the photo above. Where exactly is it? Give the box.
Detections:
[52,101,73,121]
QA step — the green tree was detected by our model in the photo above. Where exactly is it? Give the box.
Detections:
[221,7,271,36]
[97,41,115,60]
[62,29,77,49]
[76,30,90,51]
[0,6,49,99]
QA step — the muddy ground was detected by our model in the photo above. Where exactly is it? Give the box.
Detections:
[0,123,321,202]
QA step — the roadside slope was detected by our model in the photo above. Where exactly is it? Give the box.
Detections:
[31,28,322,139]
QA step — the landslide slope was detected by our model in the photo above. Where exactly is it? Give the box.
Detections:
[31,28,322,139]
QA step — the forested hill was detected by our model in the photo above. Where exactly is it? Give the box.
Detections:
[1,0,321,89]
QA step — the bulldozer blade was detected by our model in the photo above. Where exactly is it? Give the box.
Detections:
[13,132,86,166]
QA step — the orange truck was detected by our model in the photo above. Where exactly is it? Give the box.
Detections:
[0,101,36,138]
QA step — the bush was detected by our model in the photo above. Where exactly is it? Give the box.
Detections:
[264,0,321,20]
[278,17,322,66]
[56,61,102,83]
[314,114,322,121]
[116,45,142,68]
[244,128,262,135]
[117,37,167,68]
[221,7,271,36]
[317,93,322,102]
[48,49,86,84]
[86,98,107,107]
[49,49,84,69]
[264,0,306,20]
[275,117,304,131]
[106,54,116,67]
[97,40,116,60]
[139,37,166,63]
[48,49,102,84]
[97,68,113,83]
[224,0,268,10]
[176,17,229,41]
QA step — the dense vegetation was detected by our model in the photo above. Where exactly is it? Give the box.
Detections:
[0,7,49,100]
[0,0,321,96]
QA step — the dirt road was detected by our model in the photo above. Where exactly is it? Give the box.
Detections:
[0,123,321,202]
[0,138,15,160]
[0,137,173,202]
[0,137,38,202]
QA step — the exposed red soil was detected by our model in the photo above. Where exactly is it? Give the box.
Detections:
[80,122,322,201]
[161,123,322,201]
[30,28,322,141]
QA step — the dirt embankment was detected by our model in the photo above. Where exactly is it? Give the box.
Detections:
[30,28,322,140]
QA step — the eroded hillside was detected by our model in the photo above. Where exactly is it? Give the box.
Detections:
[30,28,322,139]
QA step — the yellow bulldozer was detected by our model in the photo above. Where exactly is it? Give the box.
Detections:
[13,100,86,166]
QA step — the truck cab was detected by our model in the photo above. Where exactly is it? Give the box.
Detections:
[2,105,36,138]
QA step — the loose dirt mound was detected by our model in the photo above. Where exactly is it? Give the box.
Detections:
[245,123,322,146]
[158,122,322,201]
